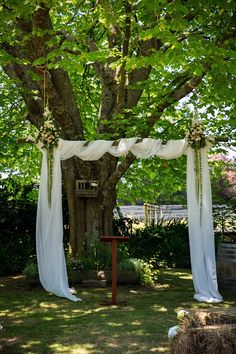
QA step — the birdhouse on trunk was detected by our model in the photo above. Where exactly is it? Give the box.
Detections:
[76,180,99,197]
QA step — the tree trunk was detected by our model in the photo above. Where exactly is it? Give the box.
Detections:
[62,154,118,257]
[1,2,220,261]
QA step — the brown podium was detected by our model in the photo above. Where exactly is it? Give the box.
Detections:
[100,236,130,305]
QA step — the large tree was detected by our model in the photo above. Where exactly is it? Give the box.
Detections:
[0,0,235,255]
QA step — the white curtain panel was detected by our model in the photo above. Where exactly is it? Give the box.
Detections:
[187,147,222,303]
[36,148,81,301]
[36,138,222,302]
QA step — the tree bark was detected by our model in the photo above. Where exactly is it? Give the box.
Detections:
[62,153,118,256]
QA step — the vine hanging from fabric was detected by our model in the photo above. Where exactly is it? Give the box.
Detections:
[35,65,60,207]
[186,119,214,222]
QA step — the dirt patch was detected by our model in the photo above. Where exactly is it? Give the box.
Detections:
[0,336,22,353]
[0,275,26,289]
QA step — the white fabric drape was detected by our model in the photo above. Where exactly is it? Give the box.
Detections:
[187,147,222,303]
[36,148,81,301]
[36,138,222,303]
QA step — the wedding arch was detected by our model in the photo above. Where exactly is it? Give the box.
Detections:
[36,137,223,303]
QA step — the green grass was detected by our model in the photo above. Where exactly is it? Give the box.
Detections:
[0,269,235,353]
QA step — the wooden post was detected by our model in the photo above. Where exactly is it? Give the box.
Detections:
[100,236,130,306]
[111,239,117,304]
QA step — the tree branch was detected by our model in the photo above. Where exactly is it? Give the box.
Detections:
[2,3,84,139]
[2,62,44,128]
[217,10,236,45]
[146,73,208,128]
[126,37,161,108]
[116,1,131,111]
[106,152,136,188]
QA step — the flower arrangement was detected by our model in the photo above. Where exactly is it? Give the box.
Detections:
[36,106,59,150]
[186,121,209,150]
[36,106,60,207]
[186,121,213,220]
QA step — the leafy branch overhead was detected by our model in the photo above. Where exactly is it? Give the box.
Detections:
[1,1,235,130]
[0,0,235,184]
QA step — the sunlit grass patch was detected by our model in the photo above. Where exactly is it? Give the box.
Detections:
[0,269,235,354]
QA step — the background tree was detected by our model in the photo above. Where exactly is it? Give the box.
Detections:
[0,0,235,255]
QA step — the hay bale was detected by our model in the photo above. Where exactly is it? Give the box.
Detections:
[171,309,236,354]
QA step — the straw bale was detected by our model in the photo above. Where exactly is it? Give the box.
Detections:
[170,308,236,354]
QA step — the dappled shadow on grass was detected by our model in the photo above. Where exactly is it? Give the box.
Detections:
[158,268,193,290]
[0,270,235,354]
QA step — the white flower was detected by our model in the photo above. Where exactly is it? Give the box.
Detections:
[168,325,179,339]
[208,135,215,142]
[26,135,35,142]
[177,309,189,320]
[36,114,59,150]
[43,106,51,117]
[186,121,210,150]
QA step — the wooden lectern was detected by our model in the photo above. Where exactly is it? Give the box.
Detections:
[100,236,130,305]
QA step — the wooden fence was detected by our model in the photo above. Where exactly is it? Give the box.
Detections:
[114,204,188,224]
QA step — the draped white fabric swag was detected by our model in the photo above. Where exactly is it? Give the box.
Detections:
[36,138,222,303]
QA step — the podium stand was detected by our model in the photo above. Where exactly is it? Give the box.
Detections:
[100,236,130,305]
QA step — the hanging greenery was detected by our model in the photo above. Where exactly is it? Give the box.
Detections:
[186,121,214,217]
[35,106,60,207]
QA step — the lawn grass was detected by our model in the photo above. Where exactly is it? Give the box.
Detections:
[0,269,235,353]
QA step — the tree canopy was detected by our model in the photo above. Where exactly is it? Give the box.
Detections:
[0,1,235,238]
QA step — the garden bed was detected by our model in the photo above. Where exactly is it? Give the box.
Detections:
[69,269,140,286]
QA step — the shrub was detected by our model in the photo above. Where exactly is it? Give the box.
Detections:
[213,204,236,240]
[118,258,137,271]
[0,177,70,276]
[130,258,158,286]
[0,179,37,276]
[23,261,39,279]
[66,255,99,273]
[128,219,191,268]
[66,254,158,286]
[113,216,139,236]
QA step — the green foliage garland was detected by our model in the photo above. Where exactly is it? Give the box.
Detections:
[35,106,60,207]
[186,121,214,218]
